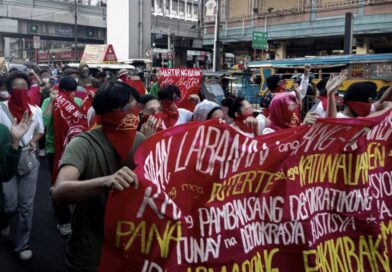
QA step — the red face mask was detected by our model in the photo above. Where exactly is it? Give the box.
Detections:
[234,112,255,134]
[161,100,179,128]
[119,75,128,82]
[101,107,140,162]
[140,112,164,131]
[8,88,32,122]
[346,101,372,117]
[284,112,300,128]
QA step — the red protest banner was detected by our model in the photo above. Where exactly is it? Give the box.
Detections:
[100,110,392,272]
[158,68,202,112]
[52,93,88,183]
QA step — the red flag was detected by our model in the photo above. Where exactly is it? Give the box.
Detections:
[52,92,88,183]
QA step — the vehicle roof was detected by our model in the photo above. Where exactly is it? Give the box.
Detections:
[120,59,153,64]
[247,53,392,68]
[67,63,135,70]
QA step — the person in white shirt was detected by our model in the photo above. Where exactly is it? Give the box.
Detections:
[0,71,44,261]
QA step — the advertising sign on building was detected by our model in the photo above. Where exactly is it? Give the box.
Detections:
[80,44,118,64]
[33,36,40,49]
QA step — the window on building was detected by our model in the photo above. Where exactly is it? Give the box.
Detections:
[165,0,170,15]
[179,1,185,17]
[186,2,192,18]
[155,0,163,14]
[172,0,178,16]
[192,4,198,19]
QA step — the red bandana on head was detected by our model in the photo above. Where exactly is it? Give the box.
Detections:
[269,93,300,131]
[8,88,32,122]
[101,110,140,162]
[346,101,372,117]
[161,100,179,128]
[234,112,255,134]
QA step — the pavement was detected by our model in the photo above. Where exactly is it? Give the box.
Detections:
[0,154,67,272]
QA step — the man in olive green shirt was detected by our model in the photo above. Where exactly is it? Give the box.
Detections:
[52,82,144,272]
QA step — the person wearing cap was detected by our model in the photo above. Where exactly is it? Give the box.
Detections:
[118,69,129,83]
[327,71,392,118]
[41,76,85,237]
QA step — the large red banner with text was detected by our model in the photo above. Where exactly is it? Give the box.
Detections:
[100,110,392,272]
[158,68,202,112]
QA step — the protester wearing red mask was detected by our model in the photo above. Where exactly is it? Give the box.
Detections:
[138,95,163,138]
[157,84,193,129]
[225,97,269,137]
[52,82,145,272]
[327,71,392,118]
[0,71,44,261]
[41,76,86,236]
[262,92,319,134]
[118,69,146,95]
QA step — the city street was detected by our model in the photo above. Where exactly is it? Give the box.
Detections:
[0,156,67,272]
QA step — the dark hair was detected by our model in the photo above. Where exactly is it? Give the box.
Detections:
[39,69,51,77]
[0,75,7,88]
[93,81,140,115]
[63,68,79,76]
[344,82,377,103]
[139,94,159,106]
[316,77,329,97]
[59,76,78,92]
[158,84,181,101]
[266,75,282,91]
[6,71,31,91]
[222,96,246,119]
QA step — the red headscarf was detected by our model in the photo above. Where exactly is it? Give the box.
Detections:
[8,88,32,122]
[268,93,300,131]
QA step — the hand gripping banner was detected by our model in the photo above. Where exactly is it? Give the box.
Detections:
[100,110,392,272]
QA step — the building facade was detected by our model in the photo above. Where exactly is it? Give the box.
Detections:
[0,0,106,63]
[151,0,207,67]
[202,0,392,64]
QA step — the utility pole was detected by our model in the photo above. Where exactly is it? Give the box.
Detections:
[212,0,221,72]
[74,0,78,62]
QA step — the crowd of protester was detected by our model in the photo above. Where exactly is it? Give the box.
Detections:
[0,63,391,271]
